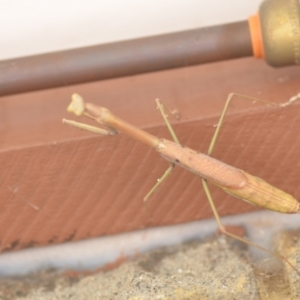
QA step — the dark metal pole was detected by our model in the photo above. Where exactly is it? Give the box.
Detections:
[0,21,252,96]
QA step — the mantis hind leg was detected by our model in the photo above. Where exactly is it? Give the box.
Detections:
[204,93,300,276]
[205,93,274,228]
[201,178,300,276]
[207,92,300,156]
[207,93,276,156]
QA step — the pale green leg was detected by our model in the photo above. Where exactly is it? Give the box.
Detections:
[202,93,298,275]
[202,178,297,274]
[207,93,276,156]
[62,119,118,136]
[155,99,180,144]
[144,164,174,202]
[143,99,180,203]
[203,92,276,228]
[207,92,300,156]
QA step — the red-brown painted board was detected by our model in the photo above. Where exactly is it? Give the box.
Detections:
[0,57,300,252]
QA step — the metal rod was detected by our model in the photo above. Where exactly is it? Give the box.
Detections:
[0,21,252,96]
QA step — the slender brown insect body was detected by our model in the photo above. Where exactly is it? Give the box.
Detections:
[63,93,300,276]
[158,138,247,188]
[82,101,300,214]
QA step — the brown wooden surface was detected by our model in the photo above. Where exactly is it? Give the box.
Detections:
[0,57,300,252]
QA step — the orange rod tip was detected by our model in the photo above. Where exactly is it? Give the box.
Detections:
[248,14,264,59]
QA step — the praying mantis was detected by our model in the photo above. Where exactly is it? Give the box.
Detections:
[62,93,300,276]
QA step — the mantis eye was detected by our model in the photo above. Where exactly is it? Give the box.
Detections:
[67,93,85,116]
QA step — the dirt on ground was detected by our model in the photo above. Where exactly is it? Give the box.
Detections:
[0,229,299,300]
